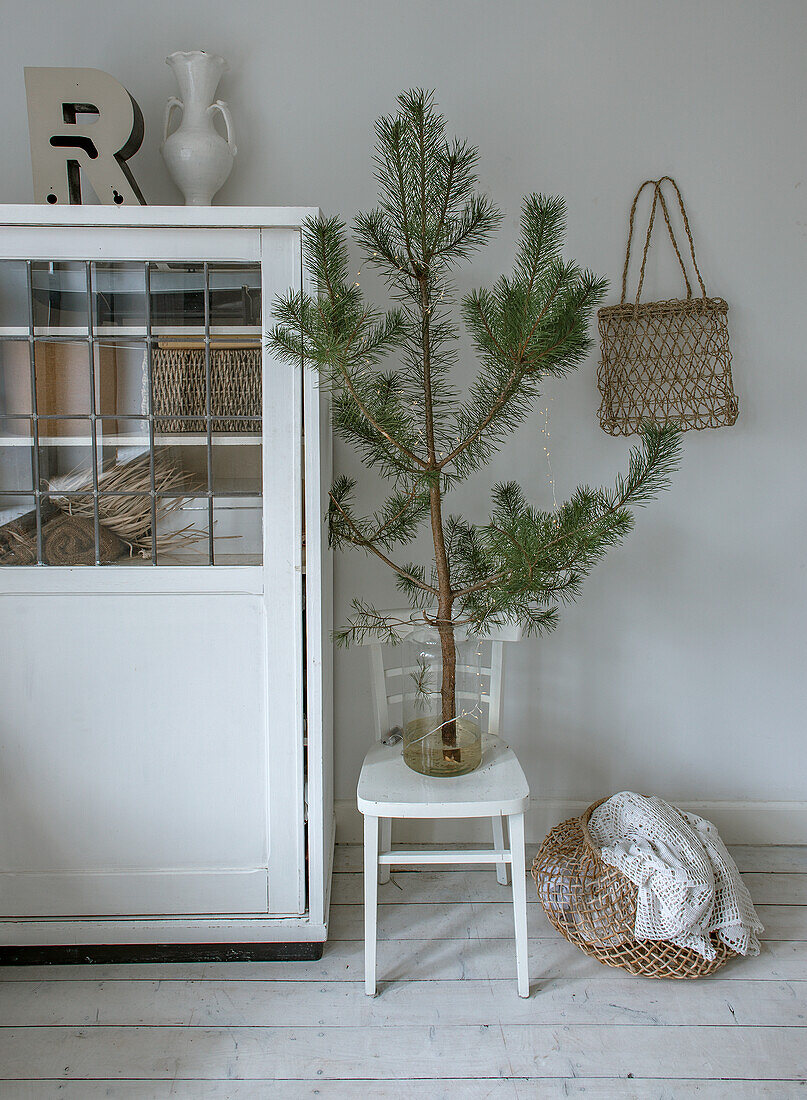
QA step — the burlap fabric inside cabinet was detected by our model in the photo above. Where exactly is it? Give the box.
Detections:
[0,502,126,565]
[33,343,119,428]
[152,346,261,432]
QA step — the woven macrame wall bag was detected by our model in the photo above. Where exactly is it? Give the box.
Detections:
[597,177,738,436]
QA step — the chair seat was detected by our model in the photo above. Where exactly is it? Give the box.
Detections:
[357,734,529,819]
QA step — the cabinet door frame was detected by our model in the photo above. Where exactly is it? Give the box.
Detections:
[260,225,306,914]
[0,212,319,923]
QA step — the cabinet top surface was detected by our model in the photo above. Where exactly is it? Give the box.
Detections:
[0,205,321,229]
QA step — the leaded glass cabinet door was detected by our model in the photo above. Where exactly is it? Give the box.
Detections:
[0,216,311,924]
[0,257,263,566]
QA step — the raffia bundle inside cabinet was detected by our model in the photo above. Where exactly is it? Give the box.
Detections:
[0,207,333,961]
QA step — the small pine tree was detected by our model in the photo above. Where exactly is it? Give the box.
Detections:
[268,89,680,759]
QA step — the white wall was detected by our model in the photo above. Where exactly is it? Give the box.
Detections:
[2,0,805,837]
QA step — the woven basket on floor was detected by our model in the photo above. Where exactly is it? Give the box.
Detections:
[531,797,737,978]
[597,176,738,436]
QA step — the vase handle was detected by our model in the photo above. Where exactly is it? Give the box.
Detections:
[162,96,183,146]
[209,100,237,156]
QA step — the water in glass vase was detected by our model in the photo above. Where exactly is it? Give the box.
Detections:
[402,623,483,777]
[403,714,482,776]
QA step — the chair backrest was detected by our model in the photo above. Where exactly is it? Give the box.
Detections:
[355,610,522,741]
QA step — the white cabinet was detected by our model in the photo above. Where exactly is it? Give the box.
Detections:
[0,207,333,959]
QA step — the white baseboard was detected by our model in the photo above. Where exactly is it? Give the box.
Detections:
[335,798,807,846]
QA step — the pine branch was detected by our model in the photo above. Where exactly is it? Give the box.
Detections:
[333,599,413,647]
[267,215,430,473]
[451,426,681,616]
[442,196,608,478]
[328,482,438,594]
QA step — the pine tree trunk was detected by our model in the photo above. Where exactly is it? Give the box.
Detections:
[437,615,460,761]
[419,268,460,763]
[430,483,459,762]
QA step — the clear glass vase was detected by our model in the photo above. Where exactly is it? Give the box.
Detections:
[402,622,483,777]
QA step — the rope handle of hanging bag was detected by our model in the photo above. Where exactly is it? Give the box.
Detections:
[620,177,708,311]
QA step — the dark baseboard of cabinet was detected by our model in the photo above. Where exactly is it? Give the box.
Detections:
[0,941,325,965]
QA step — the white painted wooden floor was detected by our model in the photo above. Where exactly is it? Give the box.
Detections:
[0,844,805,1098]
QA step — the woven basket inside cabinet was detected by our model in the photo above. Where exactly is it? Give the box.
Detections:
[531,797,737,978]
[152,345,261,432]
[597,176,738,436]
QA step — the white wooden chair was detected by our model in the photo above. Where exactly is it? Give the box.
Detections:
[356,615,530,997]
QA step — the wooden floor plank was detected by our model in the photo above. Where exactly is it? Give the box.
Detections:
[0,1024,804,1081]
[0,1082,804,1100]
[0,975,804,1028]
[0,1082,523,1099]
[0,1024,511,1081]
[755,906,807,940]
[327,900,807,941]
[743,874,807,904]
[513,1081,807,1099]
[729,847,807,874]
[502,1024,807,1079]
[330,869,807,906]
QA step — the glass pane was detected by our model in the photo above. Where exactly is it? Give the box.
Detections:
[155,494,209,565]
[213,495,261,565]
[211,422,261,493]
[0,340,32,415]
[0,494,36,565]
[38,493,100,566]
[0,261,29,333]
[96,418,150,474]
[38,420,93,486]
[210,343,261,420]
[208,264,261,328]
[32,262,88,332]
[150,340,261,421]
[154,435,209,494]
[0,418,34,491]
[34,341,91,415]
[94,493,151,563]
[149,264,205,329]
[153,422,207,497]
[149,435,205,503]
[150,340,208,419]
[153,416,205,438]
[93,262,146,332]
[94,340,148,416]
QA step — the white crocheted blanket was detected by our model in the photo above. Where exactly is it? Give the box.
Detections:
[588,792,763,960]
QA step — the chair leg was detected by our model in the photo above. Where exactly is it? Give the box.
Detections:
[363,814,379,996]
[508,811,529,997]
[379,817,392,884]
[491,813,509,885]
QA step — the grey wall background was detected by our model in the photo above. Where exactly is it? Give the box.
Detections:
[2,0,805,821]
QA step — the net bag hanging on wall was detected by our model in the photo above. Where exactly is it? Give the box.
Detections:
[597,177,738,436]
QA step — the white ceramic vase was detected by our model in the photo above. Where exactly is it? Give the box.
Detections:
[161,51,236,206]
